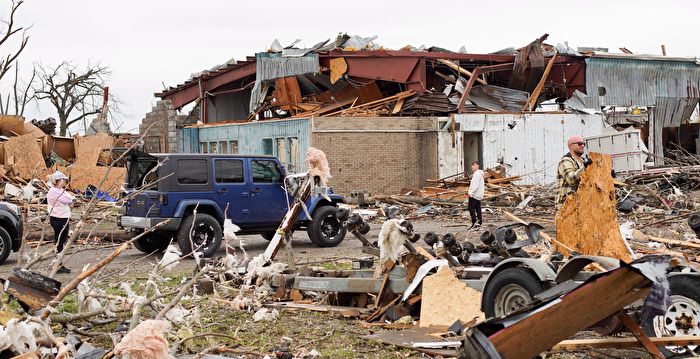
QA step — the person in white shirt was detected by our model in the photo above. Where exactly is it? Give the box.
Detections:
[467,161,484,230]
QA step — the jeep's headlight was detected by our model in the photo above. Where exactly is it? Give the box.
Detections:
[5,203,20,216]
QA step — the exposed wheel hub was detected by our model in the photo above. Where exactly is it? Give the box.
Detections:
[654,294,700,354]
[495,284,532,317]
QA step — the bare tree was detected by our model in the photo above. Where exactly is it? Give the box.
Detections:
[0,0,29,84]
[0,63,35,115]
[32,61,116,135]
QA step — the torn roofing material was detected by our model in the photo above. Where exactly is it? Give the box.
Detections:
[469,85,529,112]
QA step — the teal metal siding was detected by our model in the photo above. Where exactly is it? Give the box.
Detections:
[178,118,310,172]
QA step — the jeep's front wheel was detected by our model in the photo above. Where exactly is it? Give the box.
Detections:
[307,206,347,247]
[177,214,222,258]
[132,230,171,254]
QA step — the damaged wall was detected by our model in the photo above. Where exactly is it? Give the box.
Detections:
[311,116,440,195]
[453,113,609,185]
[179,118,309,172]
[139,100,183,153]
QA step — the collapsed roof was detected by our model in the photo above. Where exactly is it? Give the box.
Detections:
[155,33,700,125]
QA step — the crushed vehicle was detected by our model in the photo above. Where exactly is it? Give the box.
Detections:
[117,151,347,257]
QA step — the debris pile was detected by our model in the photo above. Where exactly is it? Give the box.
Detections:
[0,115,126,201]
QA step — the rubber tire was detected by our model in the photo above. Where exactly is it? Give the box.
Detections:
[0,226,12,265]
[482,267,546,318]
[261,231,276,241]
[642,275,700,358]
[177,214,222,258]
[307,206,347,248]
[132,231,171,254]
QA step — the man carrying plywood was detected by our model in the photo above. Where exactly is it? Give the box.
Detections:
[554,136,632,262]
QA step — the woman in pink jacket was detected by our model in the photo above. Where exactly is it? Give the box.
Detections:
[47,171,74,274]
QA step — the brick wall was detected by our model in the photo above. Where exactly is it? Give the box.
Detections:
[311,116,440,195]
[139,100,180,153]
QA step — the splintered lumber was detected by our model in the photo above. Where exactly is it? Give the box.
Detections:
[419,267,484,327]
[436,59,487,85]
[555,153,632,262]
[554,336,700,350]
[523,51,558,111]
[487,265,652,358]
[325,90,415,117]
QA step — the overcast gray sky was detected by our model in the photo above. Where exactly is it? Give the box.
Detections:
[5,0,700,133]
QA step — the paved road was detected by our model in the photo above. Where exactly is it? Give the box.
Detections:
[0,217,479,283]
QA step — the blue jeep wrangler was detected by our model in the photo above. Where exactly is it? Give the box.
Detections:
[117,152,347,257]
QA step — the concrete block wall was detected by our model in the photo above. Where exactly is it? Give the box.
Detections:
[139,100,179,153]
[311,116,440,195]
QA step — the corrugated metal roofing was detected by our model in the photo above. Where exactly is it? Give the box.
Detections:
[585,57,700,108]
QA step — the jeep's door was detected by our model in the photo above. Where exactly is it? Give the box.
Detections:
[213,158,251,224]
[248,159,288,225]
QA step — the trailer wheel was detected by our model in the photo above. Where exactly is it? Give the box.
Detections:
[483,267,546,318]
[643,275,700,358]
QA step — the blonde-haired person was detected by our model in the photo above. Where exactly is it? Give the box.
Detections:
[47,170,74,274]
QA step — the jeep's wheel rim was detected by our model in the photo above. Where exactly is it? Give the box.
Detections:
[0,236,4,254]
[192,223,215,250]
[494,284,532,317]
[653,294,700,354]
[321,214,341,240]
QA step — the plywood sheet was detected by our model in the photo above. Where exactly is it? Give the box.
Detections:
[329,57,347,84]
[4,133,46,179]
[74,133,114,166]
[273,77,302,111]
[555,152,631,261]
[419,266,484,327]
[64,165,125,196]
[0,115,44,138]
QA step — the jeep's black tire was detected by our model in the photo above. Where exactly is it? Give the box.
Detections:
[642,275,700,358]
[0,226,12,265]
[482,267,545,318]
[307,206,347,247]
[133,231,171,254]
[261,231,276,241]
[177,214,222,258]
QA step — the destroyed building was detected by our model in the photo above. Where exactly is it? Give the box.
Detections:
[140,34,700,195]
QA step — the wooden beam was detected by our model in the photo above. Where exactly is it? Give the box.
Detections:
[487,266,652,358]
[619,312,665,359]
[523,51,558,111]
[554,336,700,350]
[436,59,487,85]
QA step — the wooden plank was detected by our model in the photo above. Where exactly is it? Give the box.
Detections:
[619,312,665,358]
[325,90,415,117]
[635,232,700,250]
[554,335,700,350]
[436,59,487,85]
[265,302,373,315]
[523,51,558,111]
[392,97,405,114]
[486,176,522,184]
[488,266,652,358]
